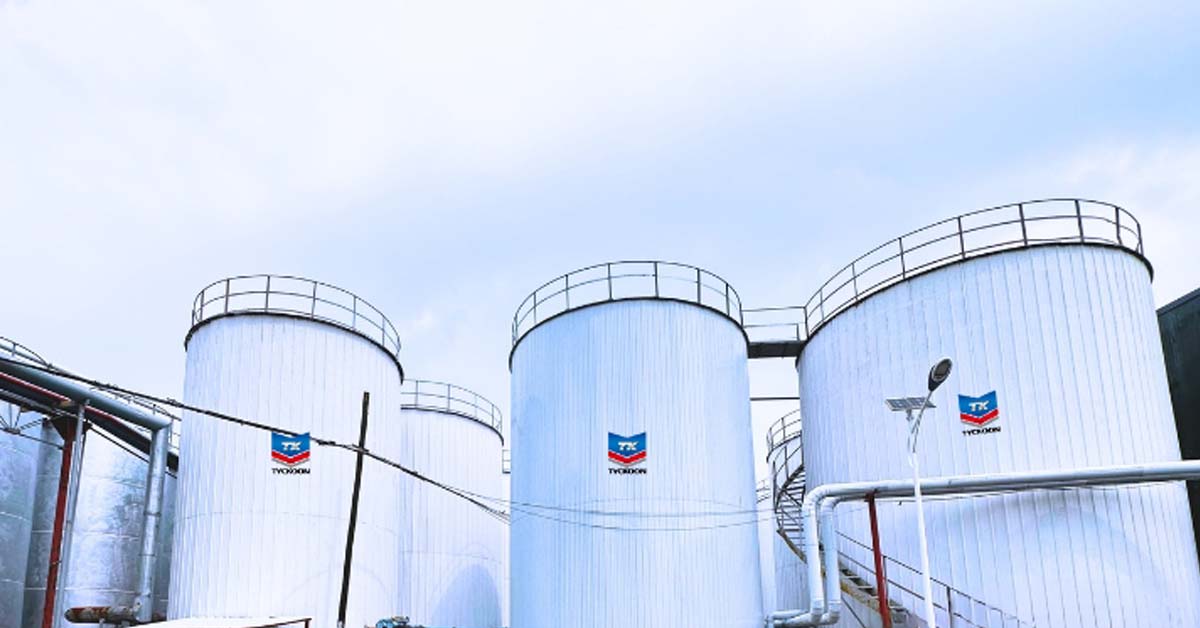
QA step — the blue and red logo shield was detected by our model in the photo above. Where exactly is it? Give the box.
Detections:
[959,391,999,426]
[272,432,311,466]
[608,432,646,466]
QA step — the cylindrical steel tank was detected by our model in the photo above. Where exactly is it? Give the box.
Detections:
[400,380,504,627]
[794,200,1200,627]
[0,403,39,623]
[22,422,60,628]
[20,423,179,628]
[170,275,406,627]
[510,261,763,628]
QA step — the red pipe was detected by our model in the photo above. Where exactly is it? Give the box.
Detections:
[868,492,893,628]
[42,419,76,628]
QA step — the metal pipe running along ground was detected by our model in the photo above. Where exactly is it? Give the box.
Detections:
[0,357,171,624]
[769,460,1200,628]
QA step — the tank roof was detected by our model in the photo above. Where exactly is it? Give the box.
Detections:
[401,378,503,442]
[510,260,744,351]
[186,274,403,379]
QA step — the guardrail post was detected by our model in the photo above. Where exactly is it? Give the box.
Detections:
[224,279,231,314]
[1115,206,1123,246]
[1075,199,1085,243]
[957,216,966,260]
[725,283,730,315]
[1018,203,1028,246]
[351,296,358,329]
[447,383,452,411]
[264,276,271,311]
[653,262,659,297]
[1137,221,1143,254]
[696,267,702,303]
[564,275,570,309]
[607,263,613,300]
[311,282,318,315]
[898,238,907,279]
[851,262,859,303]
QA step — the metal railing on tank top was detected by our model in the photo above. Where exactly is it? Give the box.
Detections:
[511,260,744,346]
[743,198,1146,346]
[190,274,402,360]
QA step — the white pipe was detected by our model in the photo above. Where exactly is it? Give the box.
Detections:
[772,460,1200,627]
[910,452,937,626]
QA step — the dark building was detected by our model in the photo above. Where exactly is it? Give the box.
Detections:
[1160,286,1200,550]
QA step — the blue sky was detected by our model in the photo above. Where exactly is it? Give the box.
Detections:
[2,1,1199,463]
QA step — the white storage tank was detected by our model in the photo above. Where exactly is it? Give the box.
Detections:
[170,275,406,627]
[400,380,504,627]
[510,261,763,628]
[794,199,1200,627]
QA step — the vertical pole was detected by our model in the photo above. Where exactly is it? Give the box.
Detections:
[1075,199,1085,242]
[868,494,893,628]
[336,392,371,628]
[957,216,966,259]
[607,263,613,300]
[1018,203,1028,246]
[224,278,231,314]
[46,402,87,628]
[134,427,169,623]
[264,276,272,310]
[696,267,702,303]
[41,416,77,628]
[898,238,907,278]
[1115,206,1123,246]
[912,450,937,628]
[653,262,659,297]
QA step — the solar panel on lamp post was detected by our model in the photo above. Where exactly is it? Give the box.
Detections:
[885,357,952,628]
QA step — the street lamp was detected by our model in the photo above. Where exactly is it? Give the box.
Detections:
[885,357,952,628]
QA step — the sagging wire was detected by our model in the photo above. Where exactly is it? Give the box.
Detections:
[0,356,774,531]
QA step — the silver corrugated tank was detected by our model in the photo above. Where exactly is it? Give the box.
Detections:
[19,422,179,628]
[170,275,405,627]
[1,401,39,622]
[510,261,763,628]
[794,199,1200,627]
[400,380,504,627]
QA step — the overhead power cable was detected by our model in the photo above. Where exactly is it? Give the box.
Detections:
[0,356,773,531]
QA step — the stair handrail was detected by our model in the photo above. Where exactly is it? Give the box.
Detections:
[836,531,1036,628]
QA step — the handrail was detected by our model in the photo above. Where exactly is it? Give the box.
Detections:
[0,336,49,366]
[837,532,1036,628]
[189,274,402,363]
[750,199,1146,347]
[767,409,803,454]
[401,379,503,441]
[511,260,744,347]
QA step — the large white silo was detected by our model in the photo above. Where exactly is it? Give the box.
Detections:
[400,380,505,628]
[794,199,1200,627]
[170,275,406,627]
[509,261,764,628]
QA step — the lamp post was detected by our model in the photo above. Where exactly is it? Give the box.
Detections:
[885,357,952,628]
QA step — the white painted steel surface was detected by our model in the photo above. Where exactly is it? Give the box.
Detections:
[171,315,405,627]
[400,406,503,627]
[796,245,1200,627]
[0,407,38,623]
[511,299,763,628]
